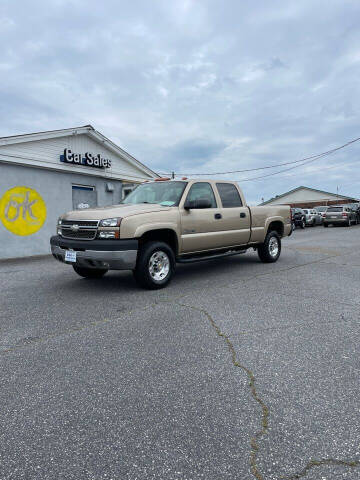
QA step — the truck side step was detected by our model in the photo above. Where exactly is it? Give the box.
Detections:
[176,249,247,264]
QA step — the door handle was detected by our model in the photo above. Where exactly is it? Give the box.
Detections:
[214,213,222,219]
[240,212,246,218]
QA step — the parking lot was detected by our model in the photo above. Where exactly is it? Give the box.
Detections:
[0,225,359,480]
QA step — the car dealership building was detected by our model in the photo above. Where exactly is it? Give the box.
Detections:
[0,125,158,259]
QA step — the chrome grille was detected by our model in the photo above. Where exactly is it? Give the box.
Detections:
[61,220,99,227]
[60,219,98,241]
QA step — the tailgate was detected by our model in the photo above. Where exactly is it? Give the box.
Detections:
[326,207,344,220]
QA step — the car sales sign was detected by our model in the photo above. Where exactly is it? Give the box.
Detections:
[60,148,112,169]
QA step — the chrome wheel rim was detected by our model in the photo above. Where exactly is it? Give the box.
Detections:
[148,251,170,282]
[269,237,279,257]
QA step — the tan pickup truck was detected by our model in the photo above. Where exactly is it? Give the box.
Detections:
[50,179,291,289]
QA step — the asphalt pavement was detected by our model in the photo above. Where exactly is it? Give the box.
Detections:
[0,225,359,480]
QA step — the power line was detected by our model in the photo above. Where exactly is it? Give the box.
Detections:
[236,154,329,182]
[159,136,360,177]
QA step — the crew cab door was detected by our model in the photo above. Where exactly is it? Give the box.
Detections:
[180,182,225,253]
[215,183,251,245]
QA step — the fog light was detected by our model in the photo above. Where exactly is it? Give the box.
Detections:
[57,228,62,236]
[99,231,116,239]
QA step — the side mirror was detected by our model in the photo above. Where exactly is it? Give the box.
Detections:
[184,198,212,210]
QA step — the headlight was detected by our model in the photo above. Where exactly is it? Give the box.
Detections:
[99,231,116,239]
[99,217,121,227]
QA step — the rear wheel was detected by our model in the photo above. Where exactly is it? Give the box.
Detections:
[73,265,108,278]
[258,231,281,263]
[323,223,329,228]
[133,241,175,289]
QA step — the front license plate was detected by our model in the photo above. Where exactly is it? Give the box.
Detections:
[331,216,337,218]
[65,250,77,262]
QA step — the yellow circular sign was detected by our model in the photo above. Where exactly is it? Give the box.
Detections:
[0,186,47,236]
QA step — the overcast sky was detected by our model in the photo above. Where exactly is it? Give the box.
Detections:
[1,0,360,203]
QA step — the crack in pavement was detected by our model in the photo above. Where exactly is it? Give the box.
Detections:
[169,301,359,480]
[173,301,269,480]
[279,458,359,479]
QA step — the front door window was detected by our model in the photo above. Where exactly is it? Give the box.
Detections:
[185,182,217,207]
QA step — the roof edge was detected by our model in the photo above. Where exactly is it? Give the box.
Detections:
[0,125,159,179]
[260,186,359,205]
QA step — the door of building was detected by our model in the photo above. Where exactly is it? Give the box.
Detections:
[72,185,97,210]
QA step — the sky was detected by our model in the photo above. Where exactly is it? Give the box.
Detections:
[1,0,360,204]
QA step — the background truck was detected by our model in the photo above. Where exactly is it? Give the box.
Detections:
[51,179,292,289]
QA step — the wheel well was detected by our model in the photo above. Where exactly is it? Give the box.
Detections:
[267,221,284,237]
[139,229,178,255]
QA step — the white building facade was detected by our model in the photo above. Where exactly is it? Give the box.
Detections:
[0,125,158,259]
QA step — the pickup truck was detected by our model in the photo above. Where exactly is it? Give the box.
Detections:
[50,179,292,289]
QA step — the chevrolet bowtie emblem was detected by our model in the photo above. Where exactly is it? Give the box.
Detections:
[71,224,80,232]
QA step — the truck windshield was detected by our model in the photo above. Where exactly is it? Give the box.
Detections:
[121,181,187,207]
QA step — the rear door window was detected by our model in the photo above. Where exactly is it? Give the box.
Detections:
[216,183,243,207]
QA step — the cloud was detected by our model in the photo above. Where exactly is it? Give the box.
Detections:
[162,139,227,168]
[1,0,360,204]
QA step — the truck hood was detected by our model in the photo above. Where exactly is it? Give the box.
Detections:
[62,203,171,221]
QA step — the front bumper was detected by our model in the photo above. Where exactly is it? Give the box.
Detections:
[50,236,138,270]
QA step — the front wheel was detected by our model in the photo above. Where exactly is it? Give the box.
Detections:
[133,241,175,289]
[73,265,108,278]
[300,220,306,229]
[258,231,281,263]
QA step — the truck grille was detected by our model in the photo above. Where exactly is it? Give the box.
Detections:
[61,220,99,227]
[60,220,98,241]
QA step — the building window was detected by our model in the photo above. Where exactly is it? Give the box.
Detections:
[122,183,136,200]
[72,185,97,210]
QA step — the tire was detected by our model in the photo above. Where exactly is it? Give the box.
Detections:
[258,231,281,263]
[312,219,316,227]
[323,223,329,228]
[73,265,108,278]
[300,220,306,229]
[133,241,175,289]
